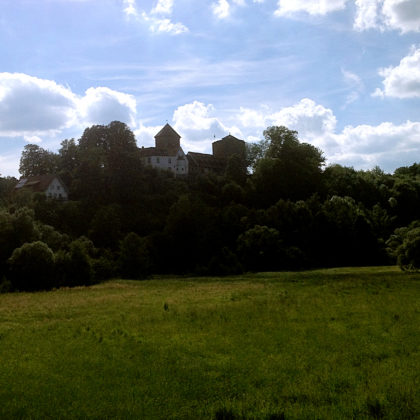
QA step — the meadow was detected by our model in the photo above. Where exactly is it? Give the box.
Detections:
[0,267,419,419]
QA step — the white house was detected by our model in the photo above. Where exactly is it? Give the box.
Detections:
[15,174,69,200]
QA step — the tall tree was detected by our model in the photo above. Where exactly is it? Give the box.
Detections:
[252,126,325,205]
[19,144,59,177]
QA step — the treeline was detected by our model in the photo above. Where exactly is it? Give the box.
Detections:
[1,121,420,291]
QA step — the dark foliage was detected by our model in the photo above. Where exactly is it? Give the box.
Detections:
[1,122,419,291]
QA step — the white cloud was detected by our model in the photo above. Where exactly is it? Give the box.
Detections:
[24,135,42,143]
[78,87,137,127]
[134,122,163,148]
[141,12,188,34]
[382,0,420,32]
[123,0,138,17]
[330,120,420,169]
[173,101,231,152]
[0,73,77,137]
[354,0,420,32]
[235,98,420,171]
[212,0,231,19]
[124,0,188,35]
[275,0,348,17]
[342,69,364,106]
[151,0,173,15]
[0,73,138,138]
[268,98,337,139]
[354,0,382,31]
[373,46,420,98]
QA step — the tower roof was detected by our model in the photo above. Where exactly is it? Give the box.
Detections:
[154,123,181,139]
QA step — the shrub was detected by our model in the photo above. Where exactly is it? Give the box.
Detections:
[55,238,93,287]
[8,241,55,291]
[207,247,243,276]
[237,225,283,272]
[118,232,151,279]
[387,221,420,271]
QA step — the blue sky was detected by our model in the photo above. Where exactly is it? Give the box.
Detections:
[0,0,419,176]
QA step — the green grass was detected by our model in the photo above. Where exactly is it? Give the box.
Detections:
[0,267,419,419]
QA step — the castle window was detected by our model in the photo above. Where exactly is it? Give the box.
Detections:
[168,158,172,164]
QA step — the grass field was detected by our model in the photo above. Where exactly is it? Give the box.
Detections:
[0,267,419,419]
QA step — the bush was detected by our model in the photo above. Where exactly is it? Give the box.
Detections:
[55,238,93,287]
[387,221,420,271]
[237,225,283,272]
[207,247,243,276]
[118,232,151,279]
[8,241,55,291]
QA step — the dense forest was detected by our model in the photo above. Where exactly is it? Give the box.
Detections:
[1,121,420,292]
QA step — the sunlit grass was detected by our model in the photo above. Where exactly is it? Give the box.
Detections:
[0,267,419,419]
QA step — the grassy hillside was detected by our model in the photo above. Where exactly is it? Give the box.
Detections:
[0,267,419,419]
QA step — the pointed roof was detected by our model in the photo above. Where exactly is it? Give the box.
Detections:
[154,123,181,139]
[15,174,68,194]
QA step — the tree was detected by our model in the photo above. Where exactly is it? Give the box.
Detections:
[386,221,420,271]
[252,126,325,205]
[118,232,151,279]
[19,144,59,176]
[237,225,283,272]
[8,241,55,291]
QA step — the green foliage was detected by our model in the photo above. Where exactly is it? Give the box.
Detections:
[3,122,420,285]
[387,221,420,271]
[8,241,55,291]
[118,232,151,279]
[55,237,94,287]
[252,126,325,204]
[19,144,59,177]
[237,225,283,272]
[206,247,243,276]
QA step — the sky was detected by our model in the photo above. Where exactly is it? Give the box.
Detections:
[0,0,419,177]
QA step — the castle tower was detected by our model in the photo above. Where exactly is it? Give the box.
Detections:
[155,123,181,151]
[212,134,246,161]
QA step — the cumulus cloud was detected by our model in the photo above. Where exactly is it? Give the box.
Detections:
[275,0,348,16]
[124,0,188,35]
[134,122,163,148]
[354,0,420,33]
[78,87,137,127]
[373,46,420,98]
[0,73,138,138]
[151,0,173,15]
[123,0,138,17]
[141,12,188,34]
[172,101,231,152]
[24,135,42,144]
[235,98,420,171]
[212,0,231,19]
[330,121,420,169]
[0,73,77,136]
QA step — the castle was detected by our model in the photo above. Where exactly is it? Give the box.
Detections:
[139,123,246,176]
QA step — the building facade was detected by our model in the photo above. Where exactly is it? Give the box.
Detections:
[139,124,188,176]
[15,175,69,200]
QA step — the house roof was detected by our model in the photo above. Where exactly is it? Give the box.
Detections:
[154,123,181,139]
[15,174,68,193]
[139,146,183,157]
[187,152,225,171]
[213,134,244,145]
